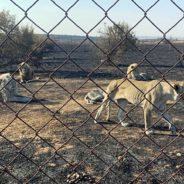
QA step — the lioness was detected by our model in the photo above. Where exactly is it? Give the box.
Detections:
[18,62,34,83]
[127,63,154,81]
[0,73,44,103]
[94,79,184,135]
[84,88,104,104]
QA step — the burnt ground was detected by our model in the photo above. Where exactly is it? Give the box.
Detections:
[0,42,184,184]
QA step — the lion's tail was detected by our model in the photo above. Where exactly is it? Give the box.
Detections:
[102,80,119,106]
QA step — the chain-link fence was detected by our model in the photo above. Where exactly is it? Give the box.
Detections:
[0,0,184,183]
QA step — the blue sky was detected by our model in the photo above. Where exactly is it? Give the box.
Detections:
[1,0,184,38]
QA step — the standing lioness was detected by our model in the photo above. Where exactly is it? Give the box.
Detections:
[94,79,184,135]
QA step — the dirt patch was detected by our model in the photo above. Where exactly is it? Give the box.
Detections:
[0,75,184,183]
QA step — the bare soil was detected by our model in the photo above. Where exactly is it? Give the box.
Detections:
[0,42,184,184]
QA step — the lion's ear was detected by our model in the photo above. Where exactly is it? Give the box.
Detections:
[174,84,180,93]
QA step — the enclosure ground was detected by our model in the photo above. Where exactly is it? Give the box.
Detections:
[0,76,184,184]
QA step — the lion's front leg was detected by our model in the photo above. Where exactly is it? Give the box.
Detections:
[1,88,10,102]
[163,112,176,134]
[106,101,111,121]
[144,107,154,135]
[155,104,177,134]
[160,111,176,134]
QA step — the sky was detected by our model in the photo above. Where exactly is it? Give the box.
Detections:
[1,0,184,38]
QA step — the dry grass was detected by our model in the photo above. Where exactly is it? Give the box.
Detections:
[0,76,184,184]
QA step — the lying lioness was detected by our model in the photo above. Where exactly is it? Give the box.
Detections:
[84,88,104,104]
[94,79,184,135]
[0,73,44,103]
[18,62,34,83]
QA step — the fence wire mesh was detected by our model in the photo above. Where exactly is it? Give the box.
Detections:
[0,0,184,183]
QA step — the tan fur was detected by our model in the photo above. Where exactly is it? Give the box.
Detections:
[127,63,153,81]
[94,78,184,135]
[19,62,34,83]
[0,73,17,102]
[0,73,34,103]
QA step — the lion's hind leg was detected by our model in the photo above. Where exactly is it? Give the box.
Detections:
[117,99,130,127]
[9,95,33,103]
[94,102,107,123]
[94,94,110,124]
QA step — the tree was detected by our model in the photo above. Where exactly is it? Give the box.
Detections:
[0,10,19,34]
[18,26,35,55]
[0,10,44,67]
[0,10,21,61]
[97,22,137,63]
